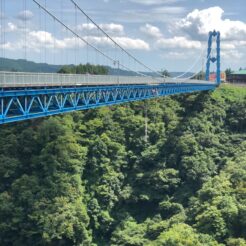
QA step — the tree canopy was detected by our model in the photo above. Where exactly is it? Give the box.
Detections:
[58,63,108,75]
[0,84,245,245]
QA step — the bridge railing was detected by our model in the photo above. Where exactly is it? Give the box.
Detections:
[0,72,215,88]
[0,72,161,87]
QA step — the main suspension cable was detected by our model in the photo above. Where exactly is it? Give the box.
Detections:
[182,55,209,81]
[173,46,206,79]
[70,0,163,77]
[32,0,152,77]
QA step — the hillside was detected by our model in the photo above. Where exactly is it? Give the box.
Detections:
[0,84,245,245]
[0,57,63,73]
[0,57,192,77]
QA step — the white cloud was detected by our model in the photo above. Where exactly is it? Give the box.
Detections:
[114,37,150,50]
[17,10,34,21]
[156,36,202,49]
[221,50,243,60]
[115,6,185,23]
[86,36,150,50]
[177,6,246,41]
[173,6,246,64]
[221,43,236,50]
[3,29,149,52]
[77,23,124,35]
[152,6,186,15]
[29,31,54,45]
[28,31,86,51]
[0,42,14,51]
[100,23,124,35]
[140,24,163,38]
[7,22,18,32]
[239,41,246,46]
[77,23,95,32]
[0,31,85,52]
[160,51,188,59]
[0,22,18,32]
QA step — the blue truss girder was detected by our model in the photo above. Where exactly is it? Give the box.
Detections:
[0,83,216,124]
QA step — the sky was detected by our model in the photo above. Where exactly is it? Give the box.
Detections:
[0,0,245,73]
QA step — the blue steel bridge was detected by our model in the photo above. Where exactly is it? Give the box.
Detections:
[0,0,221,124]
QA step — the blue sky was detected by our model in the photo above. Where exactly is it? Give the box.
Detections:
[0,0,245,73]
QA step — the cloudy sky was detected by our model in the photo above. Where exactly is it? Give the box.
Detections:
[0,0,245,73]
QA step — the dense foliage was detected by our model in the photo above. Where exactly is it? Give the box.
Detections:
[0,85,245,245]
[58,63,108,75]
[0,58,131,76]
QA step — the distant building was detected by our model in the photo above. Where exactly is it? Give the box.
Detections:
[227,70,246,84]
[209,72,226,82]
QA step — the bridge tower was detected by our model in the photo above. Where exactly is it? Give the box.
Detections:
[205,30,221,85]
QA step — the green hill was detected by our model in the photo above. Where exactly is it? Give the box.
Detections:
[0,57,63,73]
[0,84,245,245]
[0,57,191,77]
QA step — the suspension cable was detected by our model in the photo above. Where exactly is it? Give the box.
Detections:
[74,4,77,65]
[32,0,151,77]
[44,0,47,63]
[173,46,206,79]
[24,0,27,60]
[53,17,56,65]
[0,0,3,61]
[1,0,5,61]
[69,0,163,77]
[182,55,209,81]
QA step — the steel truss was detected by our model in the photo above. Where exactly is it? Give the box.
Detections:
[0,83,216,124]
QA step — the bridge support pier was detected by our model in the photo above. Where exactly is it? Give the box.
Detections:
[206,30,221,85]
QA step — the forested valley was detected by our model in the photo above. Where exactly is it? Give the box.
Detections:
[0,85,245,245]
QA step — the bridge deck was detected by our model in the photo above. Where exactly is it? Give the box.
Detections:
[0,71,217,124]
[0,72,216,88]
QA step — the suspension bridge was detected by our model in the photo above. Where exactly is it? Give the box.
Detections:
[0,0,220,124]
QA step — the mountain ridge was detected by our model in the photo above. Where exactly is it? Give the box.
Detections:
[0,57,194,78]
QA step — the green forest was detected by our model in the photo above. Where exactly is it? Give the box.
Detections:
[58,64,108,75]
[0,84,245,245]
